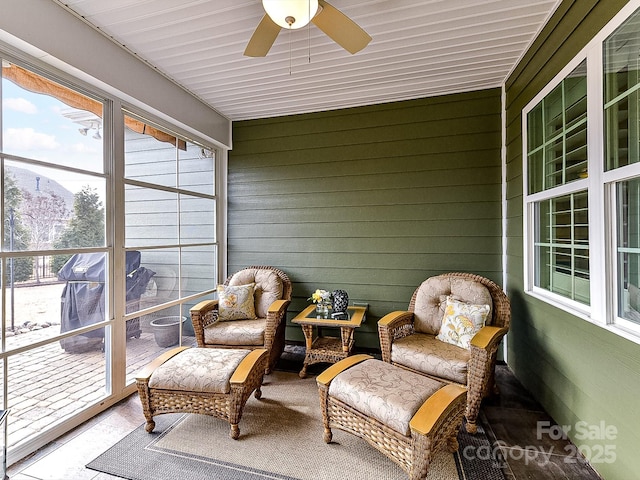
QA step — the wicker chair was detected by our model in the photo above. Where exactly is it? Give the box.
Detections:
[190,266,292,374]
[378,272,510,434]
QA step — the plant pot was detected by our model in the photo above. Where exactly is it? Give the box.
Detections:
[149,316,186,347]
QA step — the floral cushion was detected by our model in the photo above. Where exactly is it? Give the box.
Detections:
[328,359,443,436]
[203,318,266,346]
[148,348,250,394]
[436,296,490,349]
[391,333,470,384]
[217,283,257,321]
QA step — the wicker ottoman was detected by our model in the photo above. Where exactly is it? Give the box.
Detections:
[317,355,467,480]
[136,346,267,439]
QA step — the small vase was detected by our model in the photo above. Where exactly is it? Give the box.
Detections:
[316,302,329,318]
[332,290,349,315]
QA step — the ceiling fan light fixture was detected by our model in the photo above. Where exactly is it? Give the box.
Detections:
[262,0,319,29]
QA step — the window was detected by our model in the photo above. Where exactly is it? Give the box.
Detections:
[0,56,221,457]
[1,60,110,451]
[605,7,640,335]
[122,113,217,382]
[527,61,588,193]
[534,191,590,304]
[616,179,640,329]
[525,61,590,309]
[524,2,640,338]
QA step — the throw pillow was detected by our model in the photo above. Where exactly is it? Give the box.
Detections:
[436,296,490,349]
[217,283,257,321]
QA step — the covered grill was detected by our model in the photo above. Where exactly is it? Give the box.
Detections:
[58,251,154,352]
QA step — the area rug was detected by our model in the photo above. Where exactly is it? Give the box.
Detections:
[88,371,504,480]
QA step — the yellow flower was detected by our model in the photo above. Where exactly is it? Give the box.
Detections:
[309,289,330,303]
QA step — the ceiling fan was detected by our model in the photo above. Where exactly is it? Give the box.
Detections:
[244,0,371,57]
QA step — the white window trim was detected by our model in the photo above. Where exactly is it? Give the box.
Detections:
[522,0,640,345]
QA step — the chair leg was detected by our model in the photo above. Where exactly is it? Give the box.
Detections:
[137,382,156,433]
[230,423,240,440]
[144,419,155,433]
[465,388,482,434]
[318,383,333,443]
[447,435,459,452]
[409,435,432,480]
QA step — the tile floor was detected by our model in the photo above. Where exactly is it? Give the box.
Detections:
[6,351,603,480]
[482,365,603,480]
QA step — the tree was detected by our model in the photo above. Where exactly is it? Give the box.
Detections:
[52,186,105,273]
[3,174,33,282]
[21,188,69,283]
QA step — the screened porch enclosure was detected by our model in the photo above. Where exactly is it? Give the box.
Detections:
[0,58,219,456]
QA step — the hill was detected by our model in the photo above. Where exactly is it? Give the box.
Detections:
[6,165,75,211]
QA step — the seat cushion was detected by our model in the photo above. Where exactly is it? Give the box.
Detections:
[148,348,250,394]
[413,276,492,335]
[229,268,283,318]
[203,318,267,346]
[328,359,443,436]
[391,333,470,384]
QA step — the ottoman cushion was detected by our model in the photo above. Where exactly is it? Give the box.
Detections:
[148,348,250,394]
[328,359,444,436]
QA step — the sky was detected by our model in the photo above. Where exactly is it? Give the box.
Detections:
[1,75,106,198]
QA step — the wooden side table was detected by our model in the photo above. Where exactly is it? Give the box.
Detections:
[291,305,366,378]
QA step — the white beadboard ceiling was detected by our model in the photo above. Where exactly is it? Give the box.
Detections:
[51,0,561,121]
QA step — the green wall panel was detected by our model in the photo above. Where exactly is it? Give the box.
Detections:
[505,1,639,479]
[230,89,503,348]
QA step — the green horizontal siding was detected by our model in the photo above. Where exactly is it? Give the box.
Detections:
[505,1,639,479]
[230,90,503,347]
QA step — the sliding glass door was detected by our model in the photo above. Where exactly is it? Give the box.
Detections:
[0,57,219,460]
[1,60,110,450]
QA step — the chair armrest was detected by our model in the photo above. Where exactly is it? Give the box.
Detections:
[410,384,467,436]
[136,346,190,382]
[378,310,414,330]
[190,299,220,324]
[466,325,509,415]
[230,349,268,385]
[316,354,373,387]
[190,300,219,347]
[267,299,289,316]
[378,311,415,362]
[262,299,291,349]
[190,299,219,314]
[470,325,508,351]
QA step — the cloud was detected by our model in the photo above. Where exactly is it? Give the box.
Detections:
[3,128,59,150]
[69,143,99,154]
[3,97,37,114]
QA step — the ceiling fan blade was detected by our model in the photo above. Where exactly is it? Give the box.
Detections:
[312,0,371,54]
[244,14,281,57]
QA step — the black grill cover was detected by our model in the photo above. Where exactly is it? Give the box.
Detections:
[58,251,154,352]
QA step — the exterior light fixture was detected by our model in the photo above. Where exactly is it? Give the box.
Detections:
[262,0,319,29]
[78,127,89,136]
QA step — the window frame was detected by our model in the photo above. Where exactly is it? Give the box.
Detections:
[0,46,227,463]
[522,0,640,343]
